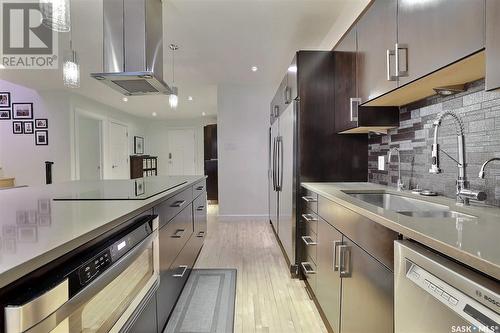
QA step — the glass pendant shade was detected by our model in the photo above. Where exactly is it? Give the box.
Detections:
[63,50,80,88]
[40,0,71,32]
[169,87,178,109]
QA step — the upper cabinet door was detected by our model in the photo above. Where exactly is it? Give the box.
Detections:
[334,28,358,133]
[288,55,298,100]
[357,0,398,103]
[486,0,500,91]
[397,0,485,86]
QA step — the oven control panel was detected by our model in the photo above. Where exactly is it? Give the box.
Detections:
[78,249,112,285]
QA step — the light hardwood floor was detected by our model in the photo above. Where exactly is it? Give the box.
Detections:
[194,205,328,333]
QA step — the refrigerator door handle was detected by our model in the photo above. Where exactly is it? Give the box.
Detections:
[278,136,284,192]
[272,137,277,191]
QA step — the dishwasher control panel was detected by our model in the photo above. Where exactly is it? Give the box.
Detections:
[406,262,500,333]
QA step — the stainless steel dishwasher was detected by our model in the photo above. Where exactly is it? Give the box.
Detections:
[395,240,499,333]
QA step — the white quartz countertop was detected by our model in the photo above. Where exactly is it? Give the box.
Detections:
[0,176,205,288]
[302,182,500,280]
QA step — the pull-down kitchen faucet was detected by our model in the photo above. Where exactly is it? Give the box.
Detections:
[429,111,486,206]
[388,147,404,191]
[479,158,500,179]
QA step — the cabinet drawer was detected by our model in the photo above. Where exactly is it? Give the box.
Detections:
[301,188,318,213]
[300,209,318,235]
[158,204,193,275]
[156,234,202,332]
[155,187,193,228]
[301,261,317,293]
[193,192,207,237]
[318,196,398,270]
[193,179,206,199]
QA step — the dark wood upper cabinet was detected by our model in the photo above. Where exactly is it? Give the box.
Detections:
[486,0,500,91]
[397,0,485,87]
[334,28,358,133]
[356,0,398,103]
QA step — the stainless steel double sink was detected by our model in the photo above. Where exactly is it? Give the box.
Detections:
[344,192,476,219]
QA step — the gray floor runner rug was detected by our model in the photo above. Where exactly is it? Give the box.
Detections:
[164,269,237,333]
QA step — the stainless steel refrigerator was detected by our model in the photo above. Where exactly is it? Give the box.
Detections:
[269,101,296,267]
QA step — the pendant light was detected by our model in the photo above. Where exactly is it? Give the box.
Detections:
[169,44,179,109]
[62,2,79,88]
[40,0,71,32]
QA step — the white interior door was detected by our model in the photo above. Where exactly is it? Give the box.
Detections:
[77,116,102,180]
[109,121,129,179]
[167,129,196,175]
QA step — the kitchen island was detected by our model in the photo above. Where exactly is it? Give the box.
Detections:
[0,175,207,333]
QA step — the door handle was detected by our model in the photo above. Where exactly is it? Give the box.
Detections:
[301,214,317,222]
[173,265,188,278]
[350,97,361,122]
[278,136,284,191]
[171,229,186,238]
[301,235,317,246]
[170,200,186,208]
[395,43,408,77]
[386,48,397,81]
[339,245,352,278]
[333,240,344,271]
[301,196,317,203]
[300,262,316,275]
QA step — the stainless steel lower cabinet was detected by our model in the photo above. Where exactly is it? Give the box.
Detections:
[316,218,343,333]
[340,237,394,333]
[156,232,204,332]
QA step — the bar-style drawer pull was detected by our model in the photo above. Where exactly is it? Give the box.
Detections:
[196,185,204,190]
[301,214,317,222]
[333,240,344,271]
[301,236,317,246]
[173,265,188,278]
[301,196,317,203]
[301,262,316,275]
[196,206,205,211]
[196,231,205,238]
[170,200,186,208]
[171,229,186,238]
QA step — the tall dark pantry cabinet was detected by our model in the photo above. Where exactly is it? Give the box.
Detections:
[268,51,368,275]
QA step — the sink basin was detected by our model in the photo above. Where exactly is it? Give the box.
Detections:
[346,192,476,219]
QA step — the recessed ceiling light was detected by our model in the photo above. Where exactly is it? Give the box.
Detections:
[122,97,128,102]
[202,112,206,116]
[188,96,193,101]
[152,112,157,117]
[251,66,258,72]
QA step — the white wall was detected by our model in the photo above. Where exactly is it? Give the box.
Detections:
[217,83,274,217]
[0,79,150,186]
[146,116,217,176]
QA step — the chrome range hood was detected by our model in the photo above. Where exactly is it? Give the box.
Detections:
[90,0,172,96]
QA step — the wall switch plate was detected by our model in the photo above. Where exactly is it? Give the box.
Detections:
[378,156,385,171]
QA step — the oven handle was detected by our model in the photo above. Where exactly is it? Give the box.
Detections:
[6,230,157,333]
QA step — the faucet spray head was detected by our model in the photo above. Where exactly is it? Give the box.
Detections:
[478,170,485,179]
[429,143,441,174]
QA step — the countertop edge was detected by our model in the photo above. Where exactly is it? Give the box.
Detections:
[0,176,206,289]
[301,183,500,281]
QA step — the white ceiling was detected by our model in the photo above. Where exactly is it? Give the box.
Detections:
[0,0,366,120]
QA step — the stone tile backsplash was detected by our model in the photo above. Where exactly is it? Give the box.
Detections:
[368,80,500,207]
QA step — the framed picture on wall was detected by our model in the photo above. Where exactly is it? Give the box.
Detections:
[13,121,23,134]
[35,118,48,128]
[23,121,34,134]
[0,92,10,108]
[134,136,144,154]
[135,178,145,196]
[12,103,33,119]
[0,110,11,120]
[35,130,48,145]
